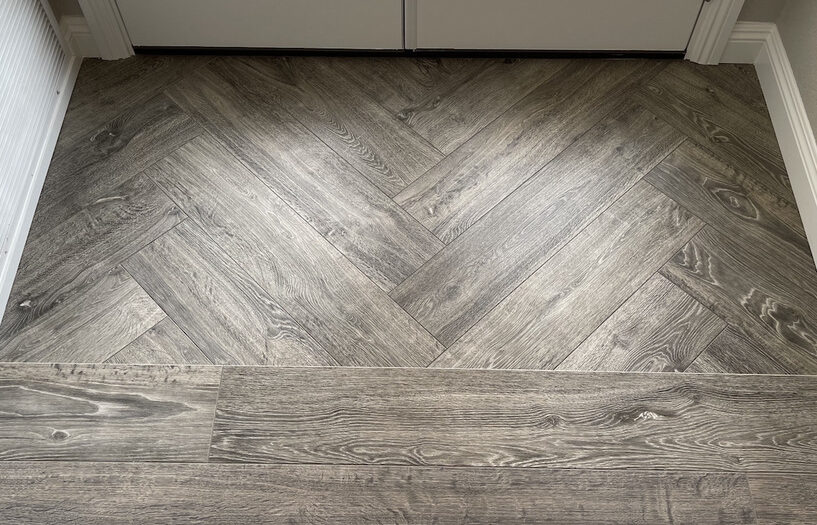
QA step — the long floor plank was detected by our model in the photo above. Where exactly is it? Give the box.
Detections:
[661,226,817,374]
[210,366,817,472]
[557,274,724,372]
[395,60,667,243]
[105,317,211,365]
[166,61,442,291]
[0,266,164,363]
[234,56,444,196]
[0,364,219,461]
[748,473,817,524]
[57,56,212,149]
[393,103,683,346]
[124,221,334,366]
[646,140,810,257]
[30,93,200,240]
[0,174,183,341]
[333,56,487,114]
[0,462,755,524]
[432,182,701,369]
[144,135,442,367]
[636,63,793,203]
[395,58,567,155]
[685,328,794,374]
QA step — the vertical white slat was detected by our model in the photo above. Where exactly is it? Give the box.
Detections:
[0,0,75,317]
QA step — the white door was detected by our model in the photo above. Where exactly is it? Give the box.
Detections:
[412,0,705,51]
[116,0,404,49]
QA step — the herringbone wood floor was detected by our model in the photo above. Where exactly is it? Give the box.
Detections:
[2,55,816,373]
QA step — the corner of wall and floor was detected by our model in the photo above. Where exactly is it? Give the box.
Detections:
[721,19,817,258]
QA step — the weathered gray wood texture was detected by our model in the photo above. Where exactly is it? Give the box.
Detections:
[1,55,814,376]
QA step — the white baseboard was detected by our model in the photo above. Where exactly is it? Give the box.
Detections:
[722,21,817,259]
[60,15,99,57]
[0,56,81,317]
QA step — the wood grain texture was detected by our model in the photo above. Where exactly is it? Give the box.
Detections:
[646,140,810,257]
[749,473,817,524]
[166,61,442,291]
[661,226,817,374]
[31,93,199,240]
[0,363,220,461]
[333,56,485,114]
[394,106,684,347]
[675,62,768,116]
[145,135,442,367]
[433,182,702,369]
[0,462,755,524]
[0,266,164,363]
[558,274,725,372]
[396,58,568,154]
[106,317,211,365]
[685,328,792,375]
[124,221,333,366]
[58,55,212,149]
[636,62,793,203]
[234,56,443,196]
[395,60,667,243]
[0,174,183,340]
[211,366,817,472]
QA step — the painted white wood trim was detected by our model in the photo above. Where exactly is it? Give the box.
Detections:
[78,0,133,60]
[60,15,99,57]
[686,0,745,64]
[0,55,81,318]
[722,21,817,260]
[719,21,770,63]
[403,0,418,50]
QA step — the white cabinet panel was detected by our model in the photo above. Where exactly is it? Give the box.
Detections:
[116,0,403,49]
[414,0,705,51]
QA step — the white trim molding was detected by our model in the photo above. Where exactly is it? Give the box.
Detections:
[60,15,99,57]
[78,0,133,60]
[686,0,745,65]
[722,22,817,258]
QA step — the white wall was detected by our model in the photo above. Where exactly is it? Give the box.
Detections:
[775,0,817,141]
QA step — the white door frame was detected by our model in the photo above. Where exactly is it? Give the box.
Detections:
[78,0,133,59]
[685,0,746,64]
[84,0,744,64]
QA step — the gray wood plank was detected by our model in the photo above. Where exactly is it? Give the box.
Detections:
[0,462,755,524]
[661,226,817,374]
[663,62,768,117]
[646,140,810,257]
[393,104,684,347]
[58,55,212,148]
[434,182,702,369]
[558,274,725,372]
[749,473,817,524]
[685,328,793,375]
[331,56,487,114]
[636,63,794,203]
[233,56,444,196]
[395,60,668,243]
[211,366,817,473]
[123,221,334,366]
[0,266,165,363]
[0,363,220,461]
[31,93,200,240]
[396,58,569,154]
[165,62,442,292]
[145,135,442,367]
[0,173,183,340]
[106,317,211,365]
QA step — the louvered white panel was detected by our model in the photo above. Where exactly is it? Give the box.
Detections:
[0,0,78,319]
